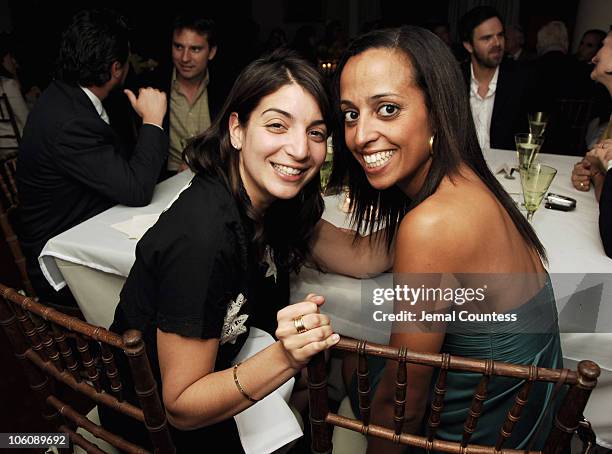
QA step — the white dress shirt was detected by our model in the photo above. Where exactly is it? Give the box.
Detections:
[469,65,499,151]
[80,86,109,124]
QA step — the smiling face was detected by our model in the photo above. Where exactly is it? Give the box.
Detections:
[230,83,327,212]
[340,48,433,196]
[464,17,505,69]
[172,28,217,82]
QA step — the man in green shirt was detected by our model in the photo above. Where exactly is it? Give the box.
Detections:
[167,14,217,172]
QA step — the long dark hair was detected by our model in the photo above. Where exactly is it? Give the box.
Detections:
[329,26,546,261]
[184,48,331,272]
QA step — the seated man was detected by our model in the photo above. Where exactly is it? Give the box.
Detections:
[17,9,168,307]
[141,12,224,174]
[571,30,612,257]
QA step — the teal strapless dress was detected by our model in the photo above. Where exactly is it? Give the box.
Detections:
[350,276,563,450]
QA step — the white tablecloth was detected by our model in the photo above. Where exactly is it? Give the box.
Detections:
[291,149,612,447]
[39,150,612,446]
[40,170,194,291]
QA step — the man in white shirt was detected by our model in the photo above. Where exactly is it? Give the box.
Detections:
[459,6,530,151]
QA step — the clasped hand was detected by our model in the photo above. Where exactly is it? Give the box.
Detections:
[275,293,339,370]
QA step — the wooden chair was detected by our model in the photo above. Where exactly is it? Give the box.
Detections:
[0,93,21,153]
[307,337,600,454]
[0,157,84,319]
[0,154,18,207]
[0,191,34,298]
[0,283,176,453]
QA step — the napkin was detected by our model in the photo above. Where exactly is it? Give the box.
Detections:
[232,327,302,454]
[110,179,193,240]
[494,162,514,176]
[322,194,384,236]
[111,214,160,240]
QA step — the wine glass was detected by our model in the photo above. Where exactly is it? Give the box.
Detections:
[528,112,549,138]
[320,137,334,192]
[515,133,544,170]
[519,163,557,222]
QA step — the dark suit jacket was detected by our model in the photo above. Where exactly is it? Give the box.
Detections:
[599,173,612,258]
[462,60,530,150]
[17,80,168,301]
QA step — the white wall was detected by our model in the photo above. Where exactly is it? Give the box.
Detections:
[572,0,612,52]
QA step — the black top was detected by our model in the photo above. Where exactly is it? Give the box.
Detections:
[17,80,168,303]
[102,173,288,452]
[599,171,612,259]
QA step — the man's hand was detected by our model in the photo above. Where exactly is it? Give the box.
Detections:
[572,159,594,191]
[124,88,167,128]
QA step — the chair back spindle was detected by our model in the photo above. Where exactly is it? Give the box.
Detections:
[307,336,600,454]
[0,283,176,453]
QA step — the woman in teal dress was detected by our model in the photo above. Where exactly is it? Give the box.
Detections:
[330,26,563,452]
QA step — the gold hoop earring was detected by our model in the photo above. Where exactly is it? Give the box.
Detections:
[428,135,435,157]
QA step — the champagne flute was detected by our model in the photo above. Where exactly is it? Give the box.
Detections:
[528,112,549,138]
[519,163,557,222]
[515,133,543,170]
[320,137,334,192]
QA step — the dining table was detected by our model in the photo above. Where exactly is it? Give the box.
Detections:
[39,149,612,448]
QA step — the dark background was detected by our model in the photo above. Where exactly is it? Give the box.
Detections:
[4,0,585,92]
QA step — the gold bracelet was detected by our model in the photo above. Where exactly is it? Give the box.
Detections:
[233,363,258,403]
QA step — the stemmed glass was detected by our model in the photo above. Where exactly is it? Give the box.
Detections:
[528,112,549,138]
[519,163,557,222]
[320,137,334,192]
[515,133,544,170]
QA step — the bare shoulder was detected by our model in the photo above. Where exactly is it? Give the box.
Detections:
[395,180,494,272]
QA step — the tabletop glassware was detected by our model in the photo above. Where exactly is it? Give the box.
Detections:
[336,186,353,213]
[320,137,334,192]
[515,133,544,170]
[528,112,549,138]
[519,163,557,222]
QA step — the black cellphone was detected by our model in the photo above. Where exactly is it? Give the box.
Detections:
[544,193,576,211]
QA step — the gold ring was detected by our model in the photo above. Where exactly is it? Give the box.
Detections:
[580,182,585,188]
[294,315,307,334]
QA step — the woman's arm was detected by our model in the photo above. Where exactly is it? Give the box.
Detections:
[366,209,457,454]
[158,295,339,430]
[310,219,393,278]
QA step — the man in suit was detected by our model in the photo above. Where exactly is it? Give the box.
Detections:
[571,30,612,257]
[459,6,530,151]
[17,9,168,307]
[504,25,535,64]
[143,13,224,174]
